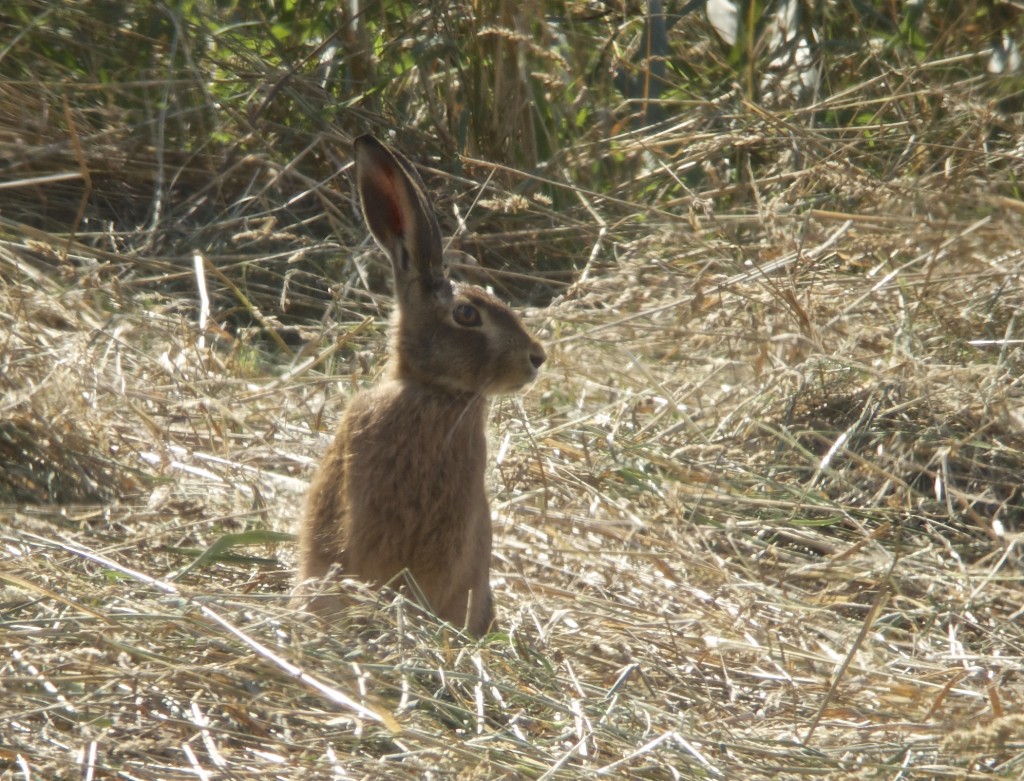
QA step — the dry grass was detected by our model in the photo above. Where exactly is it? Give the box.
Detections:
[4,2,1024,779]
[5,179,1024,779]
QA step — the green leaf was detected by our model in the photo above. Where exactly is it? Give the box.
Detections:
[170,530,294,580]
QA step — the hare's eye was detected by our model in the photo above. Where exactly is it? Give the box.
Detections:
[453,303,482,327]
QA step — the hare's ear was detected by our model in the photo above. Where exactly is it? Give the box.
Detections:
[354,134,445,286]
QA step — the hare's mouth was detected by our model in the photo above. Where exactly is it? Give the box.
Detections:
[508,368,541,392]
[486,352,543,395]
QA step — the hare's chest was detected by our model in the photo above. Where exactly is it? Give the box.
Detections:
[342,387,489,542]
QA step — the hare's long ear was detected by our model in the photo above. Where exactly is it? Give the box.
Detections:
[354,135,445,291]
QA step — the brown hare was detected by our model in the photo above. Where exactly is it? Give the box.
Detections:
[296,135,546,636]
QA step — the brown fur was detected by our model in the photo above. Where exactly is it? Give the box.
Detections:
[296,135,545,636]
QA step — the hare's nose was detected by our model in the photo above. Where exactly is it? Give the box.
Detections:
[530,349,546,370]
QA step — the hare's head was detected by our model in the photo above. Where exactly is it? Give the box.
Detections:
[354,134,545,396]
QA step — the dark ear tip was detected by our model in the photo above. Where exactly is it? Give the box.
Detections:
[354,134,382,155]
